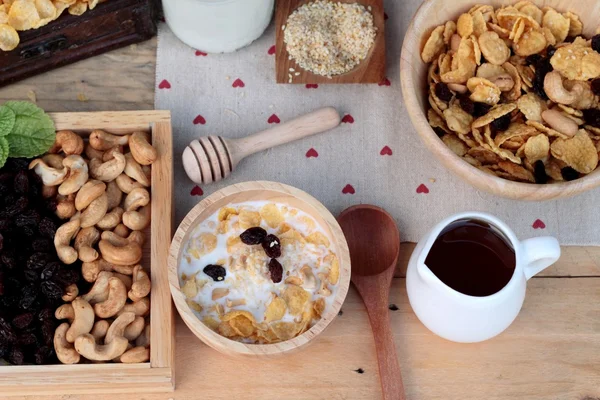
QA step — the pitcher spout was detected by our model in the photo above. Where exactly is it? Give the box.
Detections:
[417,261,438,286]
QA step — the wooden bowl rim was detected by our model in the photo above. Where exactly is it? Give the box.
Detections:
[400,0,600,201]
[168,181,351,357]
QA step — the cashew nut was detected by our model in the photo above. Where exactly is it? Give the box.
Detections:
[74,333,129,361]
[119,346,150,363]
[115,173,143,194]
[42,154,65,169]
[61,283,79,302]
[75,180,106,211]
[90,320,110,342]
[56,194,77,220]
[101,230,144,247]
[113,265,136,275]
[123,203,151,231]
[89,130,129,151]
[89,149,126,182]
[102,146,125,162]
[127,231,145,246]
[99,239,142,266]
[74,226,100,262]
[105,312,136,344]
[85,145,105,160]
[96,207,124,230]
[113,223,129,238]
[55,304,75,322]
[82,259,120,282]
[113,272,133,290]
[80,193,108,228]
[29,159,68,186]
[124,317,145,341]
[49,130,84,155]
[81,271,113,303]
[300,265,317,290]
[447,83,468,94]
[142,165,151,186]
[124,188,150,212]
[135,324,150,347]
[94,277,128,318]
[42,184,58,199]
[66,298,95,343]
[54,323,81,364]
[118,297,150,317]
[542,109,579,137]
[127,265,151,302]
[564,80,598,110]
[54,218,81,264]
[491,73,515,92]
[544,71,577,105]
[129,132,158,165]
[124,153,150,187]
[106,180,123,211]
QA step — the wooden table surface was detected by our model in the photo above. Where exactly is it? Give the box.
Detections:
[1,39,599,400]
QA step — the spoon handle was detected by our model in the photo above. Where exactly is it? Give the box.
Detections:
[229,107,341,161]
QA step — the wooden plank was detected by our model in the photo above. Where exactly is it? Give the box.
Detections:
[11,278,598,400]
[275,0,386,84]
[0,38,156,112]
[396,243,600,278]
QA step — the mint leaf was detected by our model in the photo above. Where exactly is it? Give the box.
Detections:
[0,137,9,169]
[3,101,55,158]
[0,105,15,137]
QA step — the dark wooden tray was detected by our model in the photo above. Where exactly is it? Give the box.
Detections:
[0,0,158,88]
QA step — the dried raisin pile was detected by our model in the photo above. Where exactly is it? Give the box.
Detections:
[0,159,82,365]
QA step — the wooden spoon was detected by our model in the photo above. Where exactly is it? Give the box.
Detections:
[338,205,405,400]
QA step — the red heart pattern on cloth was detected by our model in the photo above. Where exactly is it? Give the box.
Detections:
[268,45,276,55]
[232,78,245,88]
[195,50,207,56]
[341,114,354,124]
[306,148,319,158]
[532,219,546,229]
[193,115,206,125]
[378,77,391,86]
[190,185,204,196]
[380,146,393,156]
[306,84,319,89]
[342,184,356,194]
[268,114,281,124]
[416,184,429,194]
[158,79,171,89]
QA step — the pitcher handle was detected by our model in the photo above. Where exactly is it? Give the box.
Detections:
[521,237,561,280]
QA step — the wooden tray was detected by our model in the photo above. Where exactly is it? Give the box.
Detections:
[275,0,386,84]
[0,111,174,396]
[0,0,158,88]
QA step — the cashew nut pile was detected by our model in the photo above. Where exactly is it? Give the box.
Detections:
[28,129,157,364]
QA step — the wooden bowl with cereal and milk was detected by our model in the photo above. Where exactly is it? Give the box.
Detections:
[400,0,600,200]
[167,181,350,357]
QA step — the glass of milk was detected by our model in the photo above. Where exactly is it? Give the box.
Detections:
[162,0,274,53]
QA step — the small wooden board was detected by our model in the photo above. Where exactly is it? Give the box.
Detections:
[275,0,386,84]
[0,111,174,396]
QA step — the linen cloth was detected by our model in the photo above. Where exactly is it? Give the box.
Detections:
[155,1,600,245]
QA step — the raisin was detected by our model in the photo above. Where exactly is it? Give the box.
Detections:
[592,79,600,96]
[40,320,55,346]
[1,251,17,269]
[525,54,542,66]
[40,262,60,280]
[561,167,579,181]
[268,259,283,283]
[592,34,600,53]
[12,313,34,330]
[18,332,37,346]
[38,218,57,239]
[0,232,3,252]
[546,45,556,58]
[31,238,52,252]
[34,346,53,364]
[0,271,4,296]
[474,102,492,118]
[203,264,226,282]
[533,161,548,184]
[37,308,53,322]
[0,317,17,343]
[41,280,63,300]
[433,127,446,138]
[240,227,267,245]
[459,96,476,115]
[4,196,28,217]
[13,171,29,194]
[8,348,25,365]
[19,285,38,310]
[491,114,511,132]
[434,82,453,102]
[262,234,282,258]
[583,108,600,128]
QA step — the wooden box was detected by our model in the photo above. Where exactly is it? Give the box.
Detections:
[0,0,158,88]
[0,111,174,395]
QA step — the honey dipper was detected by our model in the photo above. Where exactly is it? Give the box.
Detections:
[182,107,341,184]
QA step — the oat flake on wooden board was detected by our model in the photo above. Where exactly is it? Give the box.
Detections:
[155,0,600,246]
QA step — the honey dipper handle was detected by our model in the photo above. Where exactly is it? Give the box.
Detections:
[230,107,341,161]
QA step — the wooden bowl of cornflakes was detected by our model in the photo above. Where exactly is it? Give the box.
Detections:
[167,181,351,357]
[401,0,600,200]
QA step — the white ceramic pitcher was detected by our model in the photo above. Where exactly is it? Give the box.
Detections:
[406,212,560,343]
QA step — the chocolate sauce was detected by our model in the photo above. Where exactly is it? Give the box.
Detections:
[425,219,516,297]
